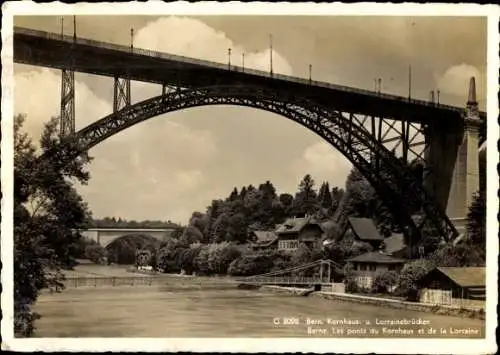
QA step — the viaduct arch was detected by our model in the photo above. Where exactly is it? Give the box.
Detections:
[68,84,459,253]
[80,228,174,248]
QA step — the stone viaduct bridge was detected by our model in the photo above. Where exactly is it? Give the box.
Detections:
[79,227,177,248]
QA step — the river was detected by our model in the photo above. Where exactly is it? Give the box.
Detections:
[32,283,485,338]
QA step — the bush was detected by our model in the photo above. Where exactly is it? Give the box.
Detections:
[179,244,201,274]
[345,278,359,293]
[195,245,211,275]
[84,244,107,264]
[290,243,313,267]
[271,251,293,272]
[73,236,99,259]
[429,242,484,267]
[157,238,184,273]
[371,270,398,294]
[395,259,435,300]
[217,243,241,274]
[343,263,358,293]
[228,252,274,276]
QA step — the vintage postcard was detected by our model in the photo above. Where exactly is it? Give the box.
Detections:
[1,1,498,353]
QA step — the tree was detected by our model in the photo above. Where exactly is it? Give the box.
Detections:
[292,174,319,217]
[395,259,435,300]
[239,186,248,200]
[341,168,376,218]
[157,238,182,273]
[279,193,294,216]
[14,115,92,336]
[179,225,204,247]
[226,213,248,243]
[330,187,344,213]
[227,187,239,201]
[317,181,333,209]
[467,191,486,259]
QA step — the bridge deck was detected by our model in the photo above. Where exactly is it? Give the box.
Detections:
[237,276,333,285]
[13,27,484,124]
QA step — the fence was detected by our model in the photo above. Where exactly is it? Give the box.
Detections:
[419,288,486,310]
[63,276,162,288]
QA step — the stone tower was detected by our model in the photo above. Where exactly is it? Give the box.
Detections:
[446,77,482,234]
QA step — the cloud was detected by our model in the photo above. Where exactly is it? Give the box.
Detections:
[437,63,484,102]
[14,66,111,143]
[291,142,352,190]
[133,16,293,75]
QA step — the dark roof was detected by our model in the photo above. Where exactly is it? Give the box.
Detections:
[252,237,278,248]
[253,231,277,242]
[348,251,407,264]
[348,217,384,241]
[383,233,406,254]
[436,267,486,288]
[275,217,323,235]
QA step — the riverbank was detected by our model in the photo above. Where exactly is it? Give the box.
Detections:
[257,285,484,320]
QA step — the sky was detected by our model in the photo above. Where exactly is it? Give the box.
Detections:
[13,15,487,224]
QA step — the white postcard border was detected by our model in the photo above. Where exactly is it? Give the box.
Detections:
[1,1,499,353]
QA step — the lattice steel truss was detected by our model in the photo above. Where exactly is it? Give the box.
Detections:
[60,68,75,137]
[75,85,458,248]
[113,76,131,112]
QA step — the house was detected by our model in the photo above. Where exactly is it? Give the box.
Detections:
[274,216,324,251]
[251,231,278,251]
[343,217,385,249]
[347,251,407,290]
[417,267,486,305]
[251,216,324,252]
[380,233,409,258]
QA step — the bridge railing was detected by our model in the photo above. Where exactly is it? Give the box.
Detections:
[14,26,464,113]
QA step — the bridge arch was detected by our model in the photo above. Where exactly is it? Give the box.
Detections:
[103,233,160,250]
[73,84,458,251]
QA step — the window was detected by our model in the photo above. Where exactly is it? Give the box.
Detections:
[388,264,396,271]
[360,264,367,271]
[278,240,299,251]
[368,264,377,271]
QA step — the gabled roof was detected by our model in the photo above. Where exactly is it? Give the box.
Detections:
[274,217,323,235]
[348,251,406,264]
[347,217,384,241]
[383,233,406,254]
[252,237,278,248]
[436,267,486,288]
[253,231,277,242]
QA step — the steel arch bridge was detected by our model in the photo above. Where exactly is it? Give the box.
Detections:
[70,84,458,250]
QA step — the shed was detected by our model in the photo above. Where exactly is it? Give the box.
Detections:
[418,267,486,300]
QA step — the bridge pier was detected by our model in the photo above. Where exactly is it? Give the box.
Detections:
[424,78,481,235]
